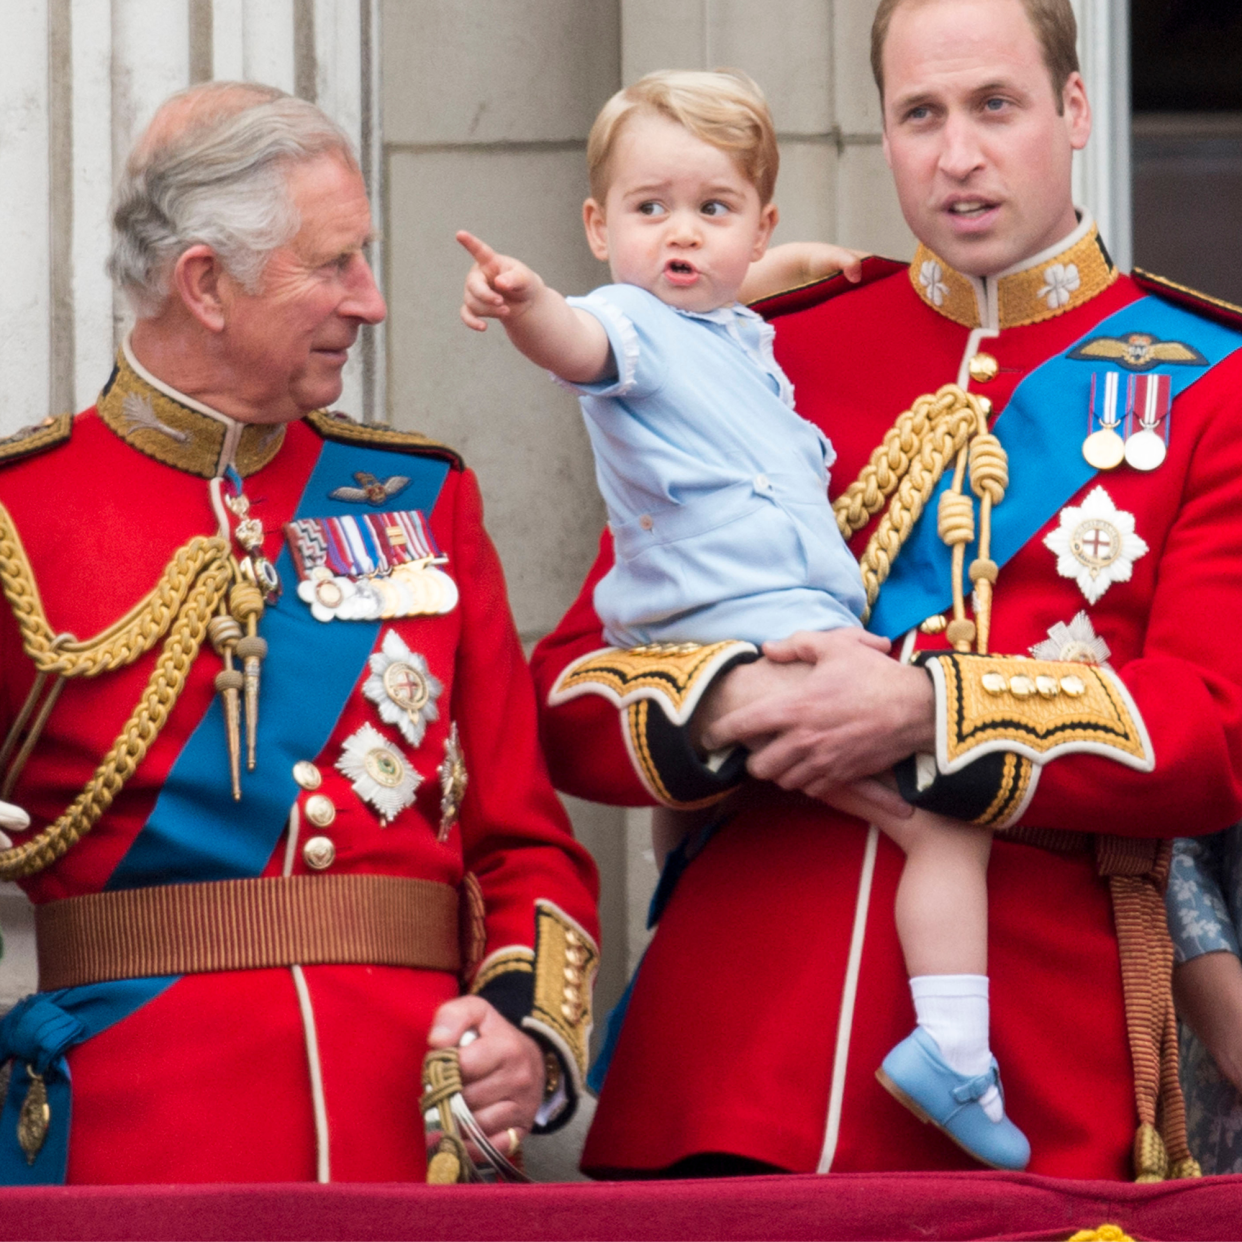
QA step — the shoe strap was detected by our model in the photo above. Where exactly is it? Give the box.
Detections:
[951,1062,1000,1104]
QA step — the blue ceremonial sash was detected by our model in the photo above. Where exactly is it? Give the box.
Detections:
[866,296,1242,640]
[109,441,450,886]
[0,437,450,1184]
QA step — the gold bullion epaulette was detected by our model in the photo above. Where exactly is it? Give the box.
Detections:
[306,409,463,470]
[0,414,72,467]
[1133,269,1242,333]
[923,652,1153,774]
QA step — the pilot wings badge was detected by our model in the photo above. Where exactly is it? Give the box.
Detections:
[1068,332,1207,373]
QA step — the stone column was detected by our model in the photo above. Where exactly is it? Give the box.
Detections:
[0,0,378,441]
[1072,0,1132,269]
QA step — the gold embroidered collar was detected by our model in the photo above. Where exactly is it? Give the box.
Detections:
[97,340,287,479]
[909,214,1117,330]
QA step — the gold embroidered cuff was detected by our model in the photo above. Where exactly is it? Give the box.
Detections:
[550,643,757,809]
[470,946,533,994]
[896,747,1038,829]
[923,653,1154,774]
[523,900,598,1089]
[549,641,758,726]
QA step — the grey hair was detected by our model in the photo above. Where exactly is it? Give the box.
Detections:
[109,82,358,317]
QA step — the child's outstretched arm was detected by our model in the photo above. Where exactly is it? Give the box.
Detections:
[740,242,867,304]
[457,231,613,384]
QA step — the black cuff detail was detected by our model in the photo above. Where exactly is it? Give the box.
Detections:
[474,971,576,1134]
[476,970,534,1031]
[894,749,1027,824]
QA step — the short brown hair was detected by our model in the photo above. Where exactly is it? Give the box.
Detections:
[871,0,1080,114]
[586,69,779,206]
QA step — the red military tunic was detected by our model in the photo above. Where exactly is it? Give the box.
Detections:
[531,219,1242,1179]
[0,347,599,1183]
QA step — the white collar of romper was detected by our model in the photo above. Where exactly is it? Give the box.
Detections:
[908,209,1119,331]
[676,301,761,327]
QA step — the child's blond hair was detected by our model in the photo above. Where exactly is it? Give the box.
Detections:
[587,69,779,206]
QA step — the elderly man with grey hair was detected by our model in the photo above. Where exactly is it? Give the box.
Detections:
[0,81,599,1185]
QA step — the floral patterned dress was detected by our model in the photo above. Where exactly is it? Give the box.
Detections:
[1166,826,1242,1173]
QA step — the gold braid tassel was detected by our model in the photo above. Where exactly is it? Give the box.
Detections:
[0,502,227,678]
[831,385,1001,633]
[0,505,233,880]
[422,1048,471,1184]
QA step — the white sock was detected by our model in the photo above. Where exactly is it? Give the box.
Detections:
[910,974,1003,1122]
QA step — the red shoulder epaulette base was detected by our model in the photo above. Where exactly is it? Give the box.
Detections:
[306,409,464,471]
[749,255,908,321]
[1133,269,1242,333]
[0,413,73,469]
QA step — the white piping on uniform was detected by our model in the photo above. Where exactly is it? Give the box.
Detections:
[282,803,300,879]
[817,823,880,1173]
[285,802,329,1181]
[956,327,1001,390]
[208,475,232,541]
[291,963,331,1183]
[898,627,918,665]
[817,627,917,1173]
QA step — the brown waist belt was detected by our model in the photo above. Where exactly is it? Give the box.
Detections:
[36,874,461,991]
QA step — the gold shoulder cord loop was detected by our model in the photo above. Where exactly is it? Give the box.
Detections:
[831,383,1007,650]
[0,500,232,879]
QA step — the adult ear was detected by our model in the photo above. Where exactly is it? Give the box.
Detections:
[583,198,610,263]
[171,244,229,333]
[751,202,780,262]
[1063,71,1092,152]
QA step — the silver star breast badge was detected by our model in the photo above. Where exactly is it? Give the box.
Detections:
[1029,610,1112,665]
[336,723,422,825]
[1042,485,1149,605]
[363,630,443,746]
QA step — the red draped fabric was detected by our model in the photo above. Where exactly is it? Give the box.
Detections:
[0,1173,1237,1240]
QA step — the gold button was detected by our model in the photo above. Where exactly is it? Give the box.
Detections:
[981,672,1007,696]
[1035,675,1060,699]
[305,794,336,828]
[919,614,947,635]
[968,352,999,383]
[293,761,322,791]
[1009,674,1035,698]
[303,836,336,870]
[977,396,993,416]
[1060,675,1087,697]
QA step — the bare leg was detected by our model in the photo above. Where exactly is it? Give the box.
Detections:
[875,807,992,978]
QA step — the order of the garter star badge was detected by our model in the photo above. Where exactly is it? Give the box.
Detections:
[1043,486,1148,604]
[336,723,422,825]
[363,630,442,746]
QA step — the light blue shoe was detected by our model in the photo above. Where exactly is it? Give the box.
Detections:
[876,1027,1031,1171]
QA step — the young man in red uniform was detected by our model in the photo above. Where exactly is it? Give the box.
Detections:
[0,82,598,1184]
[532,0,1242,1180]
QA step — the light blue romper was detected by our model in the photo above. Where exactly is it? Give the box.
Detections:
[563,283,865,649]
